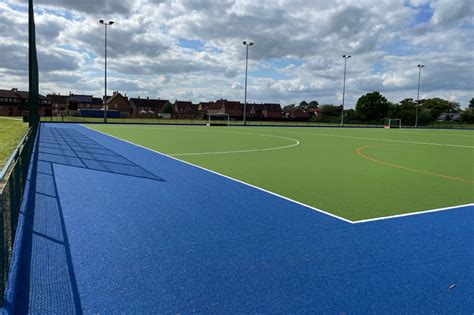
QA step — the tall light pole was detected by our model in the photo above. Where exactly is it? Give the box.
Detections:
[100,19,114,123]
[341,54,351,127]
[415,64,425,128]
[243,41,253,125]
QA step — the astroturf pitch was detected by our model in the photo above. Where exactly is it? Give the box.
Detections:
[88,125,474,221]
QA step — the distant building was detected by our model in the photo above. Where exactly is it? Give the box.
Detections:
[285,107,309,121]
[0,88,51,117]
[198,101,224,115]
[216,99,243,118]
[248,103,282,119]
[174,101,200,119]
[0,89,21,116]
[129,97,169,116]
[106,91,131,117]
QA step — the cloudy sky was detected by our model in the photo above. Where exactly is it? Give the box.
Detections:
[0,0,472,108]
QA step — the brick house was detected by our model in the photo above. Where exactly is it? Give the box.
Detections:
[47,94,68,112]
[248,103,264,118]
[129,97,169,116]
[174,101,200,119]
[106,91,130,117]
[216,99,243,118]
[285,107,310,121]
[91,97,103,109]
[0,89,21,116]
[262,103,282,119]
[0,88,51,117]
[198,101,225,115]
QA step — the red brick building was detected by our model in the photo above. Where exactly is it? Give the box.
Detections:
[106,92,131,117]
[0,88,51,117]
[174,101,200,119]
[129,97,170,117]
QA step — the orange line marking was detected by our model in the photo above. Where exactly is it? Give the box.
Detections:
[355,145,474,184]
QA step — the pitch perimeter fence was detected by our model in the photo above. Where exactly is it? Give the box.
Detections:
[0,126,36,299]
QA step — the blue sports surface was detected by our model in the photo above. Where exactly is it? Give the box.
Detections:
[3,123,473,313]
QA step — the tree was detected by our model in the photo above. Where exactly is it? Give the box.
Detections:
[421,98,460,114]
[283,104,296,112]
[299,101,308,109]
[469,98,474,109]
[460,108,474,124]
[355,91,389,121]
[308,100,319,109]
[387,101,399,119]
[398,98,417,125]
[162,101,174,114]
[319,104,342,117]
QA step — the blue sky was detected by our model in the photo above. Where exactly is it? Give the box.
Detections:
[0,0,472,107]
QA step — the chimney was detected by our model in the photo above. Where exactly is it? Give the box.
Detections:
[147,96,149,100]
[138,96,140,99]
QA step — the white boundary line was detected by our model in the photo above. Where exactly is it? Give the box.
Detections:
[170,134,300,156]
[81,124,473,224]
[352,203,474,224]
[250,127,474,149]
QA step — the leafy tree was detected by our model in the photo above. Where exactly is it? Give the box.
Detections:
[283,104,296,112]
[344,109,357,121]
[355,91,389,121]
[299,101,308,109]
[162,101,174,114]
[460,108,474,124]
[421,98,460,114]
[387,101,399,119]
[308,100,319,108]
[398,98,417,125]
[319,104,342,117]
[469,98,474,109]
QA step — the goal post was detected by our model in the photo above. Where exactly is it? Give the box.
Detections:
[384,118,402,129]
[207,113,230,126]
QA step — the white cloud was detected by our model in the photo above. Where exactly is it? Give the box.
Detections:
[0,0,472,108]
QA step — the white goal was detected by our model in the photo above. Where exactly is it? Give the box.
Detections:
[384,118,401,129]
[207,113,230,126]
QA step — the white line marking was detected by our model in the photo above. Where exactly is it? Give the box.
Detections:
[352,203,474,224]
[81,124,473,224]
[170,133,300,156]
[82,125,352,224]
[251,127,474,149]
[96,124,301,156]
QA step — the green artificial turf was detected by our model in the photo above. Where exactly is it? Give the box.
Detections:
[89,124,474,221]
[0,117,28,170]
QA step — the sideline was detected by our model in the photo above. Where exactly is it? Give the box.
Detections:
[82,124,473,224]
[251,127,474,149]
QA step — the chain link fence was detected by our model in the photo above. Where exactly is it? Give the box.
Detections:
[0,126,36,298]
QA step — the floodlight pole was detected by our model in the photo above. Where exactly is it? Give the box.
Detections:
[100,19,114,123]
[243,41,253,125]
[341,54,351,127]
[415,64,425,128]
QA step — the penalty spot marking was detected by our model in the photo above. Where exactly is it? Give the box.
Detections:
[82,125,473,224]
